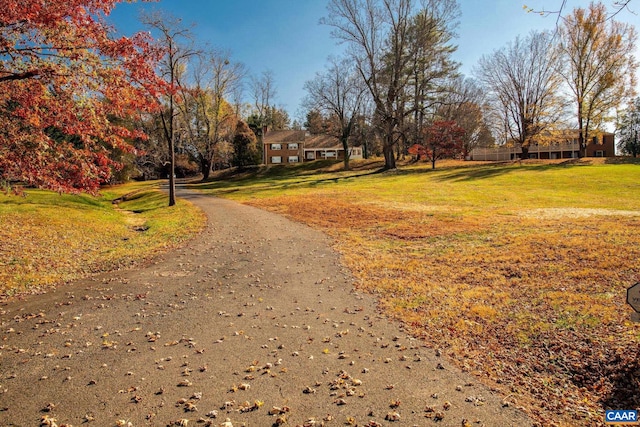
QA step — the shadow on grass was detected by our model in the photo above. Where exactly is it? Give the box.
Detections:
[564,343,640,412]
[185,160,389,196]
[429,159,592,182]
[599,350,640,411]
[536,327,640,415]
[183,157,637,196]
[188,168,387,195]
[604,156,640,165]
[206,160,356,183]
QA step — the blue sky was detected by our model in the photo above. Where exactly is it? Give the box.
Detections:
[109,0,640,122]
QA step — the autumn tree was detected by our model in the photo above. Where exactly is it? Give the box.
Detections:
[558,2,638,157]
[525,1,633,20]
[133,111,168,180]
[617,97,640,157]
[304,56,366,170]
[412,120,464,169]
[475,31,565,159]
[437,77,493,157]
[0,0,160,193]
[322,0,459,170]
[178,50,244,179]
[266,105,291,130]
[232,120,260,168]
[142,12,198,206]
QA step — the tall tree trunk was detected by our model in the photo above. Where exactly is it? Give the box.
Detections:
[383,142,396,169]
[201,156,212,180]
[168,95,176,207]
[168,136,176,206]
[159,98,176,207]
[341,137,350,171]
[577,103,586,158]
[430,144,437,169]
[382,120,397,170]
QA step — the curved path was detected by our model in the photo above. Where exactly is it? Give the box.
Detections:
[0,190,534,426]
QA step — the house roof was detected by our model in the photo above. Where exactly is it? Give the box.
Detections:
[262,130,357,150]
[263,130,306,143]
[304,134,342,150]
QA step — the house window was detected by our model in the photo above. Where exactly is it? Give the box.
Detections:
[288,156,299,163]
[595,150,604,157]
[306,152,315,160]
[324,151,336,158]
[271,144,282,150]
[288,143,299,150]
[271,156,282,163]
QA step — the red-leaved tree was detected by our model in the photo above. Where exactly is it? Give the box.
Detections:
[410,120,465,169]
[0,0,162,193]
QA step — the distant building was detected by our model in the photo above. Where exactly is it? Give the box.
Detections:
[469,130,615,161]
[263,130,363,165]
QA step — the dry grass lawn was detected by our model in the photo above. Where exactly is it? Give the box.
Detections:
[0,181,205,298]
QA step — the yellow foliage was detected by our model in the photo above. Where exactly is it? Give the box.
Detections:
[470,304,498,320]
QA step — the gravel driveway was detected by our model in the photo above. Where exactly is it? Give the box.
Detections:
[0,189,534,426]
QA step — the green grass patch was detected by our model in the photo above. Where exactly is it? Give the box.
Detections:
[195,159,640,212]
[0,181,205,297]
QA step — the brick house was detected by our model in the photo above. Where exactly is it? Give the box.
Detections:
[263,130,363,165]
[263,130,305,165]
[470,130,616,161]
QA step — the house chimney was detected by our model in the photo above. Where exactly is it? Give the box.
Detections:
[262,125,268,136]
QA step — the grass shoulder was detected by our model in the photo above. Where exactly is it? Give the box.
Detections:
[0,181,206,299]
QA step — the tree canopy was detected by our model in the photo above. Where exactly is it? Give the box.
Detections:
[303,56,366,170]
[409,120,464,169]
[232,119,260,168]
[322,0,460,170]
[558,2,638,156]
[475,31,565,157]
[617,97,640,157]
[0,0,161,193]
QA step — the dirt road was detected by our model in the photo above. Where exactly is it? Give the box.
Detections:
[0,190,534,426]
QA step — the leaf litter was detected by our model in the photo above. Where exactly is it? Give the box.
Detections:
[247,193,640,427]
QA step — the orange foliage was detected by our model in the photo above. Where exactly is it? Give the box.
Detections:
[0,0,162,193]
